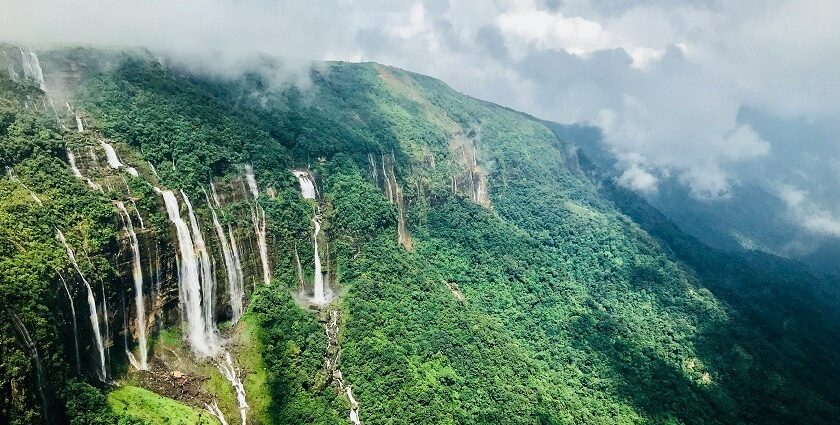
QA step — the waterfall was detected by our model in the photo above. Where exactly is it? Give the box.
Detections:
[368,153,380,187]
[76,116,84,132]
[323,309,360,424]
[292,170,329,304]
[205,401,229,425]
[347,386,362,425]
[115,201,149,370]
[10,313,51,423]
[19,47,46,91]
[56,230,107,381]
[101,141,139,177]
[228,228,244,291]
[311,217,329,305]
[244,165,271,284]
[294,243,305,289]
[57,272,81,374]
[292,170,317,199]
[148,161,160,179]
[217,352,249,425]
[379,154,411,248]
[67,149,103,191]
[157,189,219,357]
[381,154,393,201]
[181,190,219,349]
[19,47,62,126]
[207,192,244,323]
[100,281,110,372]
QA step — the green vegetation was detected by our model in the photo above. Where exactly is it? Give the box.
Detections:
[1,46,839,425]
[107,386,218,425]
[249,287,345,424]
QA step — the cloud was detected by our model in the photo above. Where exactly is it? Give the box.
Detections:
[617,164,659,193]
[2,0,838,212]
[777,184,840,237]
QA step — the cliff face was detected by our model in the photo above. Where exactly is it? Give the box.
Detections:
[1,45,840,425]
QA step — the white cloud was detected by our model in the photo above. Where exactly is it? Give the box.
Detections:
[1,0,837,211]
[776,184,840,237]
[617,164,659,193]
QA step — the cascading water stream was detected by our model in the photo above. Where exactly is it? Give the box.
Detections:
[244,165,270,284]
[19,47,62,126]
[292,170,317,200]
[206,191,245,323]
[217,352,249,425]
[157,189,219,357]
[56,230,107,381]
[292,170,329,304]
[182,191,218,343]
[10,313,51,422]
[57,272,81,374]
[311,217,328,304]
[101,141,139,176]
[205,401,229,425]
[115,201,149,370]
[66,149,103,191]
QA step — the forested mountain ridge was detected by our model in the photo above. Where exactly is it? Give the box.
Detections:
[1,44,838,424]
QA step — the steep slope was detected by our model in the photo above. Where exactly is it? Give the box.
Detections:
[0,45,839,424]
[546,121,840,279]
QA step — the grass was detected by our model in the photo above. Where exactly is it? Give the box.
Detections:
[108,386,220,425]
[238,312,272,423]
[201,310,273,424]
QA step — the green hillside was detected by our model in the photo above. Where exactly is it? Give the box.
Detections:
[1,46,838,424]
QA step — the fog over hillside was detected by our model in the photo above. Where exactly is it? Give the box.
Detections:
[4,0,839,245]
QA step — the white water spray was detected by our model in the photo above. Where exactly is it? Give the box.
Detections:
[207,191,245,323]
[115,201,149,370]
[182,191,218,343]
[66,149,103,191]
[311,217,329,304]
[19,47,46,91]
[244,165,271,284]
[56,230,107,381]
[217,352,249,425]
[205,400,229,425]
[58,272,81,373]
[101,141,139,176]
[157,189,219,357]
[292,170,316,199]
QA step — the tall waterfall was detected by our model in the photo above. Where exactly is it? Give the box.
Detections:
[311,217,328,304]
[19,47,62,126]
[19,47,46,91]
[56,230,107,381]
[157,189,219,357]
[58,272,81,373]
[10,313,51,422]
[181,191,219,349]
[115,201,149,370]
[76,116,84,132]
[101,141,139,177]
[207,192,244,323]
[292,170,328,304]
[292,170,317,199]
[244,165,270,284]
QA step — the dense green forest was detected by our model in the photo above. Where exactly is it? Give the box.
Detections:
[1,45,839,424]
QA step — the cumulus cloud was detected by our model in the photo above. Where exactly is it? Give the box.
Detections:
[2,0,838,211]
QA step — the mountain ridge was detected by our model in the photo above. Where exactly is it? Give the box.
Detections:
[0,44,839,424]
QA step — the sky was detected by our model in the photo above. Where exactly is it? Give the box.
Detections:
[2,0,839,236]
